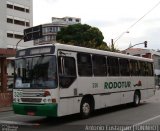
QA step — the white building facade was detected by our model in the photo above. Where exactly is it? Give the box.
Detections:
[0,0,33,91]
[34,17,81,45]
[0,0,33,49]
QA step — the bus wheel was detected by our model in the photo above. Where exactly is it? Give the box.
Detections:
[133,91,140,106]
[80,99,92,119]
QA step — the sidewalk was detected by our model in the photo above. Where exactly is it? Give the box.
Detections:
[143,89,160,103]
[0,106,12,112]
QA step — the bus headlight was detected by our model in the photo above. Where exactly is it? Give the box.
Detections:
[48,99,52,103]
[44,91,51,97]
[43,99,46,103]
[17,98,20,102]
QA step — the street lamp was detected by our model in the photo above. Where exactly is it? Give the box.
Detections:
[111,31,130,45]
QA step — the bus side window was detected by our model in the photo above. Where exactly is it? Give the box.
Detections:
[140,61,146,76]
[119,58,130,76]
[107,56,119,76]
[147,62,153,76]
[145,62,154,76]
[130,60,139,76]
[58,56,77,88]
[77,53,92,76]
[92,55,107,76]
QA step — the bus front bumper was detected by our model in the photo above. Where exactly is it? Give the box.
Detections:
[12,103,57,117]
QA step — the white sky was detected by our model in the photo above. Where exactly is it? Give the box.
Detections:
[33,0,160,50]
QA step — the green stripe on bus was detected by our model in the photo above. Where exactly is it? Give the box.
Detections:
[12,103,57,117]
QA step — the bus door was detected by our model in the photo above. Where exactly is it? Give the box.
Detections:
[57,50,78,116]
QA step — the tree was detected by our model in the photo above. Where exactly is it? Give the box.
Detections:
[56,23,119,52]
[56,24,104,49]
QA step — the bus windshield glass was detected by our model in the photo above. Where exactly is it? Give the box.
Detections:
[15,55,57,89]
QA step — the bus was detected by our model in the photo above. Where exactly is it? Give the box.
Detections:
[13,43,155,118]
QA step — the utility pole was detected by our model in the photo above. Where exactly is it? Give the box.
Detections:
[111,39,114,45]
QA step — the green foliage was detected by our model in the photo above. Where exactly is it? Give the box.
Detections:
[56,23,119,52]
[108,43,119,52]
[56,24,104,48]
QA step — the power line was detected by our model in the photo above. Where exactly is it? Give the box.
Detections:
[114,0,160,43]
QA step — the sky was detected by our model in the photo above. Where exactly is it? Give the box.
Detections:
[33,0,160,50]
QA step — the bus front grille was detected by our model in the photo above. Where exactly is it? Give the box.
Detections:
[21,98,42,103]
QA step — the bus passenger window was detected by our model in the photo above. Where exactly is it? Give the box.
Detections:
[92,55,107,76]
[77,53,92,76]
[130,60,140,76]
[119,58,130,76]
[107,57,119,76]
[145,62,154,76]
[58,56,76,88]
[147,62,153,76]
[140,62,146,76]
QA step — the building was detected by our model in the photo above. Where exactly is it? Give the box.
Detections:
[125,48,160,87]
[0,0,33,107]
[1,0,33,49]
[34,17,81,45]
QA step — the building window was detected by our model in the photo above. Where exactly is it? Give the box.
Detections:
[14,19,25,26]
[14,5,25,12]
[48,27,53,33]
[14,34,23,39]
[76,19,80,22]
[158,59,160,66]
[26,22,30,27]
[26,9,29,13]
[7,33,14,38]
[7,4,13,9]
[7,18,13,23]
[69,18,72,21]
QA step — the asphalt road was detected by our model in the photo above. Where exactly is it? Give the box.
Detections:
[1,90,160,131]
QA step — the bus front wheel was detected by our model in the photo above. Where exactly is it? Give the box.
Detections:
[80,99,92,119]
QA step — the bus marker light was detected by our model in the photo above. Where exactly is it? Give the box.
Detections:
[44,91,51,97]
[52,98,56,103]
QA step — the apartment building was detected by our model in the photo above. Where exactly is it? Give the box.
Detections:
[0,0,33,48]
[0,0,33,106]
[34,17,81,45]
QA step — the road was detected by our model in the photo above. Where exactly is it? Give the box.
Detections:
[1,90,160,131]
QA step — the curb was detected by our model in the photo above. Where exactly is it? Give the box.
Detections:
[0,107,12,112]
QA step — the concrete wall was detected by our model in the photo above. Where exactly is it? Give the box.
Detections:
[0,92,12,107]
[0,0,7,48]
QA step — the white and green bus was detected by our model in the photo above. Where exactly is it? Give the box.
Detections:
[13,43,155,118]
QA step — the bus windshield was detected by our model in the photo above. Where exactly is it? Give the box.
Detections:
[15,55,57,89]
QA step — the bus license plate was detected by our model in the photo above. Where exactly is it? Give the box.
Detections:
[27,112,35,116]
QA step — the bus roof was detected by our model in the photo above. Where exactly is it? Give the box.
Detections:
[17,43,153,62]
[54,43,153,62]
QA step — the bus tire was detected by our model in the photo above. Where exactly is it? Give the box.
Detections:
[133,91,140,106]
[80,99,92,119]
